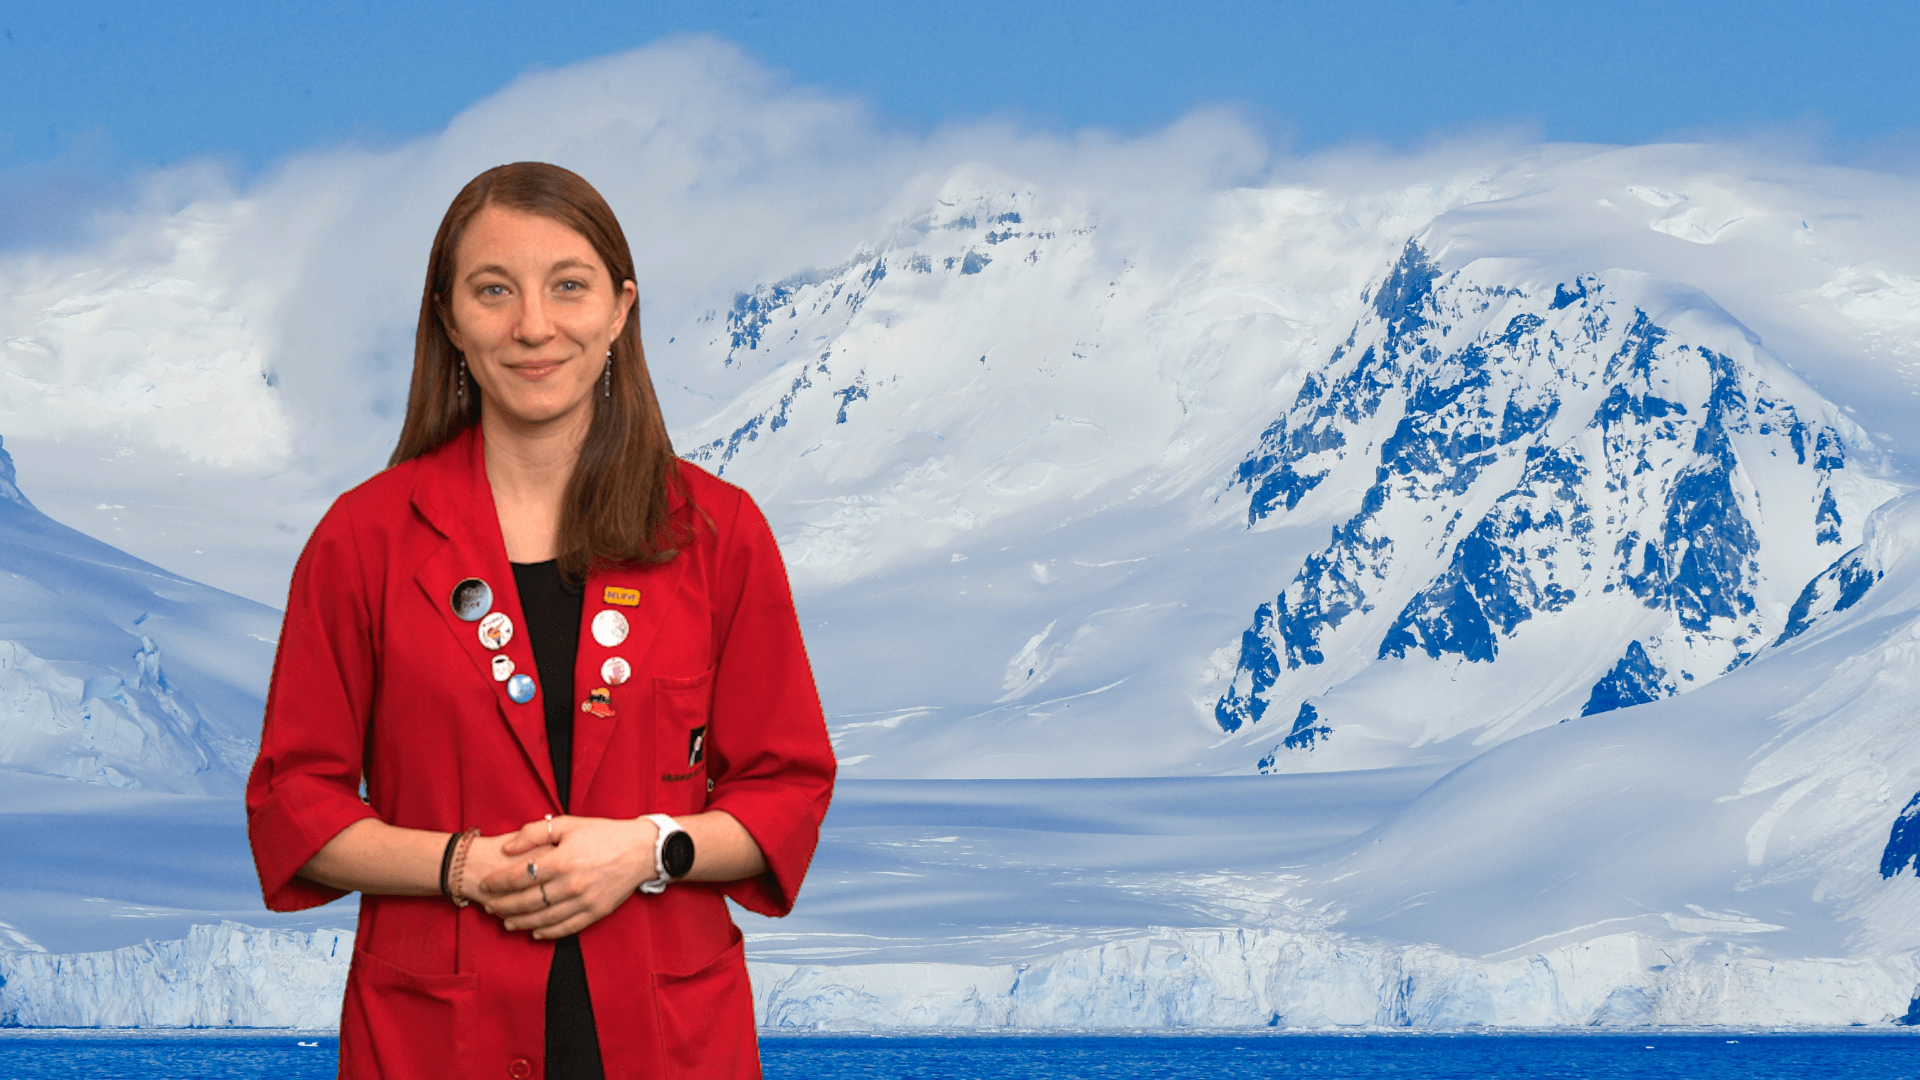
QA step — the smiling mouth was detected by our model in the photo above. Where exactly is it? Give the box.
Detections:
[506,359,568,379]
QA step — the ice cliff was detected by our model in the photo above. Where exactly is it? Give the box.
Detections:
[0,922,348,1028]
[5,922,1914,1030]
[752,928,1920,1030]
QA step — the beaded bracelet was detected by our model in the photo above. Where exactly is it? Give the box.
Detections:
[445,828,481,908]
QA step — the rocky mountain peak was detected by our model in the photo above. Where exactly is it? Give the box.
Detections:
[1217,243,1893,770]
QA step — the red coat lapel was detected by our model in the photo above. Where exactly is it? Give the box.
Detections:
[571,540,694,808]
[408,426,561,811]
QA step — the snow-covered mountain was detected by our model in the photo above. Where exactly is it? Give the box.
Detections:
[1164,488,1920,1012]
[0,443,329,967]
[0,433,277,795]
[5,118,1920,1028]
[1215,244,1896,770]
[657,180,1906,779]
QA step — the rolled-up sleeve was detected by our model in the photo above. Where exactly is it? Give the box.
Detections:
[244,499,382,912]
[701,491,837,918]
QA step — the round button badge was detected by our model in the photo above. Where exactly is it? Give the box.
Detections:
[478,612,513,650]
[449,578,492,621]
[590,609,629,648]
[600,656,631,686]
[506,673,537,704]
[491,655,514,682]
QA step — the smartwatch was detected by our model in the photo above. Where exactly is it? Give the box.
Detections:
[640,814,695,894]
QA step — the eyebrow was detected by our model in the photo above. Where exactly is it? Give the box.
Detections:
[463,258,600,283]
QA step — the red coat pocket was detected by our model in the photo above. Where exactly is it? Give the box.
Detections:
[653,668,714,816]
[340,946,478,1079]
[651,924,757,1079]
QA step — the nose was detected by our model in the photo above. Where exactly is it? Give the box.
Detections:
[514,292,555,346]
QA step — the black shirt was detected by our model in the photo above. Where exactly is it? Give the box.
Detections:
[510,560,603,1080]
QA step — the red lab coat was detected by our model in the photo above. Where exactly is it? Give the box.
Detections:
[245,425,835,1079]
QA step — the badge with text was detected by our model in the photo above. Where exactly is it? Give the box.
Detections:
[600,656,631,686]
[491,655,514,682]
[506,673,536,704]
[450,578,492,621]
[686,724,707,768]
[602,585,641,607]
[580,686,615,718]
[478,612,513,650]
[590,609,629,648]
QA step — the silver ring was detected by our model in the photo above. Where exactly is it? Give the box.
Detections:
[526,861,538,881]
[539,882,551,907]
[545,814,554,844]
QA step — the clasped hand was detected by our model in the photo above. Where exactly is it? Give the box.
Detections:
[465,816,658,940]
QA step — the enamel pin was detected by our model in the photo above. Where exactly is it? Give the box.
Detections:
[507,673,537,704]
[590,609,629,648]
[450,578,492,621]
[580,686,615,718]
[478,612,513,650]
[599,656,631,686]
[491,655,514,682]
[603,586,641,607]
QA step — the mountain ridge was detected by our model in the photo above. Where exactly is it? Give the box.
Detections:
[1213,242,1896,771]
[664,201,1901,777]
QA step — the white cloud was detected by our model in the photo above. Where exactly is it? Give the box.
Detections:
[0,36,1279,484]
[3,36,1920,606]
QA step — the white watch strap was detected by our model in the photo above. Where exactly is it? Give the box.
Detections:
[639,813,681,895]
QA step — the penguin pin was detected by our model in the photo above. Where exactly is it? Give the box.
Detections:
[580,686,615,718]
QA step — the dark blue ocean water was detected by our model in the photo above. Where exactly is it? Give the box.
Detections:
[1,1031,1917,1078]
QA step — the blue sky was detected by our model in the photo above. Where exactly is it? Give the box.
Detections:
[3,0,1916,239]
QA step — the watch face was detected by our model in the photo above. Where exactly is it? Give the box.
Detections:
[662,830,696,880]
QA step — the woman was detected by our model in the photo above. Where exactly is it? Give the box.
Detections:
[246,162,835,1079]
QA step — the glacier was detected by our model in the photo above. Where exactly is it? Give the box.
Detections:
[0,922,348,1029]
[750,929,1920,1030]
[5,923,1913,1030]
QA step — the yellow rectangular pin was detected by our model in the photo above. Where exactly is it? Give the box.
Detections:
[602,586,641,607]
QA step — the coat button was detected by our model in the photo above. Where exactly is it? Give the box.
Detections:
[509,1058,533,1079]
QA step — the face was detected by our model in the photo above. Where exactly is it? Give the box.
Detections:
[441,204,637,434]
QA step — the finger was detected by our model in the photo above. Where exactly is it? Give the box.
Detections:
[489,869,584,921]
[499,822,550,856]
[476,856,552,898]
[530,907,604,941]
[505,893,591,934]
[483,880,552,910]
[478,846,557,888]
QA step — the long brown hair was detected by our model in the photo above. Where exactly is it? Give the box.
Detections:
[391,162,691,577]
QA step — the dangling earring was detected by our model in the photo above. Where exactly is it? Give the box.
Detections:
[603,349,612,400]
[456,355,468,402]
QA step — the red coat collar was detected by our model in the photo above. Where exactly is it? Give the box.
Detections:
[408,423,690,540]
